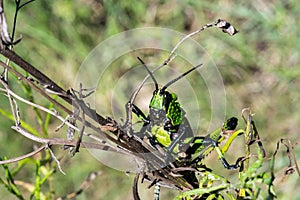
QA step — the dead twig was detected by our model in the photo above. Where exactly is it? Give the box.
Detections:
[129,19,238,105]
[0,145,46,164]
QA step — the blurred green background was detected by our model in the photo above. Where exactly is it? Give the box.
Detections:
[0,0,299,199]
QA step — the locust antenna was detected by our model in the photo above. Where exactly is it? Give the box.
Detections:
[162,64,202,91]
[137,57,158,91]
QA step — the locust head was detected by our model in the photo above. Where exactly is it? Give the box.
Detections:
[149,88,178,124]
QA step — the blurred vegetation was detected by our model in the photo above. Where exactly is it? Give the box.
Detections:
[0,0,299,199]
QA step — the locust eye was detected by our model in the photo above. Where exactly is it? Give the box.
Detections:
[159,89,165,96]
[162,91,173,108]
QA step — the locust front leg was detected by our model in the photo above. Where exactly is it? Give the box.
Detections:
[189,117,245,170]
[131,103,150,124]
[213,141,244,170]
[123,101,150,136]
[197,135,244,170]
[214,128,245,170]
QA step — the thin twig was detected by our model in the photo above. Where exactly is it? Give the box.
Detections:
[133,173,141,200]
[0,83,77,133]
[129,19,238,105]
[46,143,66,175]
[0,145,46,164]
[0,60,72,115]
[10,125,119,152]
[0,59,20,128]
[69,86,88,155]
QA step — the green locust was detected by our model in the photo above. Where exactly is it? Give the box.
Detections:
[128,58,266,200]
[127,57,246,169]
